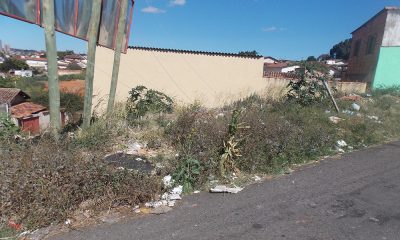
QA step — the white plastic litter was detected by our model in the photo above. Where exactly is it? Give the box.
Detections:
[336,140,348,148]
[163,175,173,187]
[210,185,243,194]
[351,103,361,111]
[329,116,343,124]
[253,175,262,181]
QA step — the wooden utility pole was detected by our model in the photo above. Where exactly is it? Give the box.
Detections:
[107,0,129,114]
[42,0,61,136]
[82,0,103,128]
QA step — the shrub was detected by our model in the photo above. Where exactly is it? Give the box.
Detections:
[0,113,19,141]
[286,62,331,106]
[0,137,161,229]
[126,86,174,122]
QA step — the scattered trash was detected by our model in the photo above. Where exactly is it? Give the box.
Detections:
[163,175,173,187]
[369,217,380,223]
[215,113,225,119]
[100,213,122,224]
[336,140,348,148]
[210,185,243,194]
[335,147,345,153]
[329,116,343,124]
[367,115,379,121]
[340,94,363,101]
[342,110,356,116]
[284,168,294,174]
[325,110,331,114]
[126,142,143,155]
[8,219,22,230]
[104,152,153,173]
[133,205,141,213]
[171,185,183,195]
[167,201,176,207]
[351,103,361,111]
[253,175,262,181]
[145,201,166,208]
[150,205,172,215]
[193,190,200,194]
[64,219,72,225]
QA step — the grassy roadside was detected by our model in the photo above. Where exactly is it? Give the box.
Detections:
[1,85,400,235]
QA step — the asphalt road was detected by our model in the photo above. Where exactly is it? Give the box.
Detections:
[53,141,400,240]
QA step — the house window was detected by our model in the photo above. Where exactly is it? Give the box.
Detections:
[366,35,376,55]
[353,40,361,57]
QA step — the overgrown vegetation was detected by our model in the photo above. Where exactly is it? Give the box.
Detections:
[126,85,174,122]
[1,83,400,233]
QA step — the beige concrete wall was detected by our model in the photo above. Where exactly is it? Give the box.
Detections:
[93,47,265,110]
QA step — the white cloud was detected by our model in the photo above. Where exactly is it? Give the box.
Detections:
[262,27,286,32]
[170,0,186,6]
[262,27,278,32]
[141,6,166,14]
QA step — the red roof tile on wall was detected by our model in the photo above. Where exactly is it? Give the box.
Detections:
[11,102,47,119]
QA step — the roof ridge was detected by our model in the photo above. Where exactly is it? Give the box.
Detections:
[127,46,263,59]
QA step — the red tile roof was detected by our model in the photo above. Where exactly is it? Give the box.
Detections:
[11,102,47,119]
[0,88,30,105]
[265,62,289,68]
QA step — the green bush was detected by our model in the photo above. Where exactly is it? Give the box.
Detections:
[0,113,19,141]
[126,86,174,122]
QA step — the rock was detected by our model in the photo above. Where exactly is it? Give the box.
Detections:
[210,185,243,194]
[351,103,361,111]
[150,205,172,215]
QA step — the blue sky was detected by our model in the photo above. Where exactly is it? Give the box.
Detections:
[0,0,399,59]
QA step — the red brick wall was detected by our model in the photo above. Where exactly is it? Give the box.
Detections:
[346,11,388,83]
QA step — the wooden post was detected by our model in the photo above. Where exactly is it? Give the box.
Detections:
[323,80,340,113]
[107,0,129,114]
[42,0,61,136]
[82,0,102,128]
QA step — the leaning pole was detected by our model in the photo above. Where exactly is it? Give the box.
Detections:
[82,0,102,128]
[42,0,61,136]
[107,0,129,114]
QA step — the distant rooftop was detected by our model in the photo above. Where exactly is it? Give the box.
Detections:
[127,46,263,59]
[352,6,400,34]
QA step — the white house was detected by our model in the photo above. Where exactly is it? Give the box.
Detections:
[20,56,48,69]
[14,70,33,77]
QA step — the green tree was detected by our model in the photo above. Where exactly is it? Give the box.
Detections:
[318,54,330,61]
[67,62,82,70]
[307,56,317,61]
[0,77,15,88]
[330,38,352,60]
[0,58,29,72]
[238,50,259,57]
[57,50,74,60]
